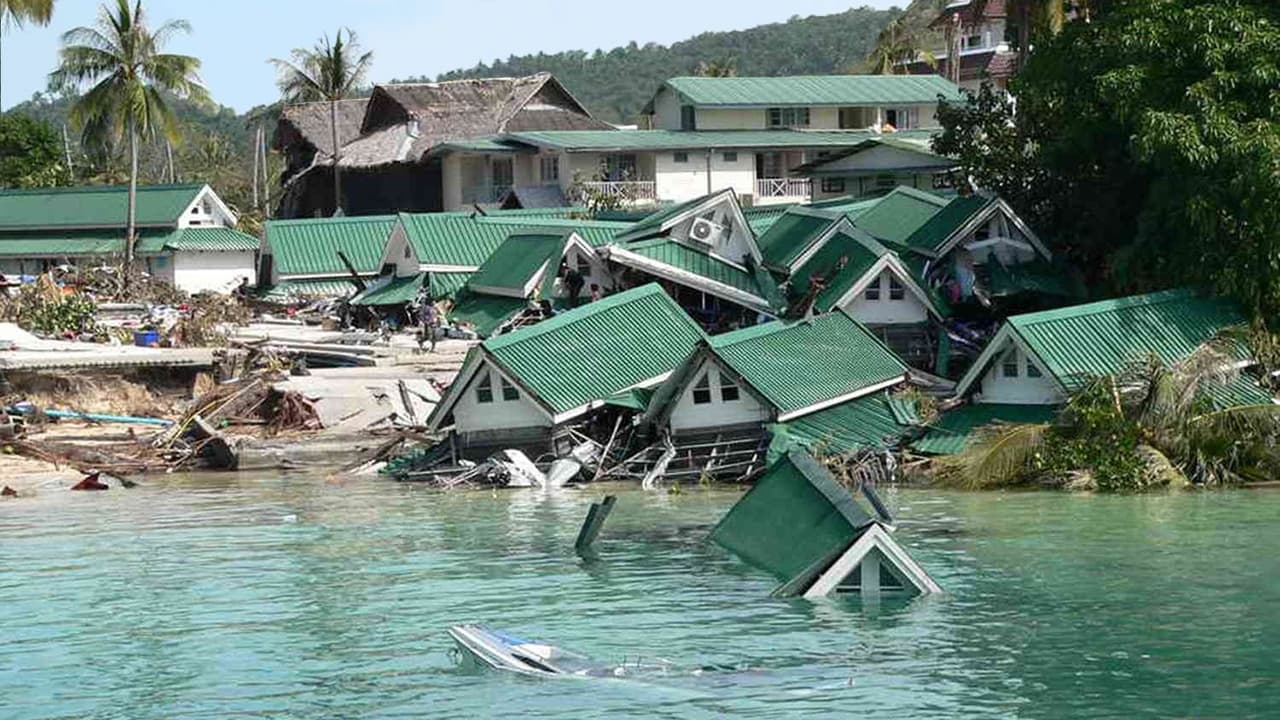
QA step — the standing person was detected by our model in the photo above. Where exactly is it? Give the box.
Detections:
[589,283,603,303]
[564,265,585,307]
[417,293,439,353]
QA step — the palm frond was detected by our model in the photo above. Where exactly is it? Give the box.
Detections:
[1135,443,1189,489]
[0,0,54,28]
[937,422,1051,489]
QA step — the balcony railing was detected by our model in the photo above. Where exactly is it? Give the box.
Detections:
[461,184,513,205]
[756,177,812,199]
[577,180,657,203]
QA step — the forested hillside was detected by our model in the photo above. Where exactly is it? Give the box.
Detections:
[422,4,932,123]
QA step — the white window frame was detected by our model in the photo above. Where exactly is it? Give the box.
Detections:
[540,155,559,183]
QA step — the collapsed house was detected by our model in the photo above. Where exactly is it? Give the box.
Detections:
[274,73,612,218]
[423,284,704,461]
[915,288,1273,454]
[0,184,258,294]
[711,448,939,599]
[636,309,916,480]
[258,214,397,303]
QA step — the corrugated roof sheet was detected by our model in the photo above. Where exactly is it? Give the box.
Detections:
[1008,289,1246,391]
[264,215,397,276]
[448,291,528,338]
[506,129,923,152]
[621,237,774,301]
[911,403,1058,456]
[157,227,260,252]
[663,75,965,107]
[792,228,890,309]
[258,278,362,302]
[0,226,256,257]
[401,213,630,268]
[467,231,567,295]
[0,234,128,257]
[769,392,917,461]
[483,284,704,414]
[709,310,907,417]
[902,193,991,255]
[0,183,206,230]
[617,190,724,240]
[756,207,841,270]
[351,273,425,306]
[851,186,949,247]
[429,270,471,300]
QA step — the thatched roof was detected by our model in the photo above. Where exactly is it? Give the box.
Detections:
[335,72,612,169]
[275,98,371,158]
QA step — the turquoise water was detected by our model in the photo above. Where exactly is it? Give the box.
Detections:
[1,476,1278,718]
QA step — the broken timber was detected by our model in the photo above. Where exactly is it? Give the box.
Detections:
[574,495,617,555]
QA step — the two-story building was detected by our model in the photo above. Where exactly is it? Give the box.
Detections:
[903,0,1018,92]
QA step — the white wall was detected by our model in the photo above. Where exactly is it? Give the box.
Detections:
[442,154,463,211]
[652,88,685,130]
[695,108,766,130]
[560,246,613,298]
[453,361,552,433]
[178,188,236,228]
[383,224,418,277]
[669,362,771,433]
[655,150,754,202]
[974,344,1062,404]
[842,269,930,325]
[172,251,256,294]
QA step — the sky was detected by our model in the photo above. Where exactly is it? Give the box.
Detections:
[0,0,903,113]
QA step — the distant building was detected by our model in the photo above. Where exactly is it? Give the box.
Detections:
[0,183,258,294]
[903,0,1018,92]
[273,73,611,218]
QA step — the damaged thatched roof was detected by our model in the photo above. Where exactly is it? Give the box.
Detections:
[335,72,611,169]
[274,98,371,158]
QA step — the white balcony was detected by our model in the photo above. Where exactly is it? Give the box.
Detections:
[577,180,657,204]
[755,177,812,204]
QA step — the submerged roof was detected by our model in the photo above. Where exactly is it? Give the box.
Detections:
[956,288,1248,397]
[708,310,907,418]
[479,284,704,415]
[710,449,876,584]
[264,214,397,276]
[769,391,920,461]
[657,75,964,107]
[850,186,950,247]
[911,403,1058,456]
[0,184,208,231]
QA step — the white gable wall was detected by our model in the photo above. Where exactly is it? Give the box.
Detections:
[453,361,552,433]
[668,199,756,264]
[973,343,1062,404]
[669,361,771,434]
[383,224,419,277]
[655,151,754,203]
[842,269,930,325]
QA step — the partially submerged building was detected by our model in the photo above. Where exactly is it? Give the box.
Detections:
[916,288,1270,454]
[711,448,939,599]
[0,184,258,294]
[425,283,704,460]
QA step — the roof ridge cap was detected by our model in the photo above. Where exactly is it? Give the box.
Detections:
[1011,288,1200,325]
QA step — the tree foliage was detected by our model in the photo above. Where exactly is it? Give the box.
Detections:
[935,0,1280,316]
[0,114,68,187]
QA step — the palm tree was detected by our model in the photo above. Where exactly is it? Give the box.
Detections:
[939,342,1280,491]
[866,18,934,75]
[49,0,208,268]
[270,29,372,217]
[0,0,55,108]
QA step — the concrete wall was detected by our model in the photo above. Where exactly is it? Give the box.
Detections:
[974,344,1061,404]
[669,361,771,433]
[454,361,552,433]
[442,154,463,211]
[172,251,257,294]
[696,108,766,130]
[655,150,754,202]
[842,269,931,325]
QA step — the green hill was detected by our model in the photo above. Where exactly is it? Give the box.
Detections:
[420,4,940,124]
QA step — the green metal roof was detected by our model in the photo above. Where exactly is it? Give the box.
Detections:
[448,291,528,338]
[708,310,907,417]
[0,183,207,230]
[985,258,1084,300]
[1203,373,1276,409]
[0,226,256,257]
[792,228,891,309]
[662,75,964,107]
[617,237,781,306]
[257,278,362,302]
[794,133,951,176]
[482,284,704,414]
[769,392,918,461]
[911,403,1059,456]
[617,190,723,241]
[467,231,568,296]
[851,186,949,247]
[710,448,874,585]
[139,227,260,253]
[351,274,426,306]
[505,129,922,153]
[1006,289,1246,391]
[264,215,397,276]
[401,213,630,269]
[0,233,129,257]
[429,270,471,300]
[901,193,991,256]
[471,216,629,247]
[756,207,841,270]
[603,386,656,412]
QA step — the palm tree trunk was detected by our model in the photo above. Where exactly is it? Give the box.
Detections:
[127,117,138,269]
[1018,3,1032,70]
[330,98,341,216]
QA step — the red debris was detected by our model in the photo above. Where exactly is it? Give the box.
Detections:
[70,472,109,491]
[1,486,16,497]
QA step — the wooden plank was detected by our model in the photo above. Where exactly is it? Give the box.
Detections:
[574,495,617,554]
